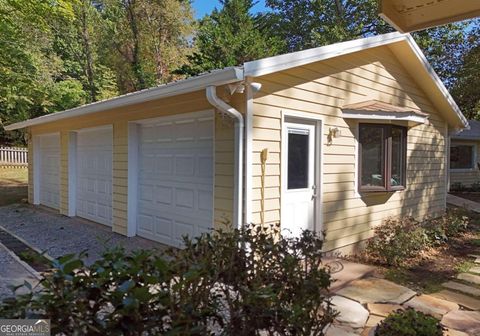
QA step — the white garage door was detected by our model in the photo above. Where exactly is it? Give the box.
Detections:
[76,127,113,226]
[137,111,214,247]
[38,134,60,209]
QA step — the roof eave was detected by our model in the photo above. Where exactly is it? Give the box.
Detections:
[243,32,407,77]
[402,35,469,130]
[5,67,244,131]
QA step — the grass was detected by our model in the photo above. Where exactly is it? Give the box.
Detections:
[384,268,445,294]
[0,167,28,206]
[455,260,476,273]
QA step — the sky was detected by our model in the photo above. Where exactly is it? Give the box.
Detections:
[192,0,268,18]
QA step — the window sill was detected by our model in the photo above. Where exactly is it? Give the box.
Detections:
[358,188,405,194]
[450,168,476,172]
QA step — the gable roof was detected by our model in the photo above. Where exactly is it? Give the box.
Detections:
[5,32,467,131]
[452,120,480,140]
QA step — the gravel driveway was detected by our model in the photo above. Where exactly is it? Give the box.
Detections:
[0,204,167,265]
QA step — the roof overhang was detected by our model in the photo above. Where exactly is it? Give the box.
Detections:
[379,0,480,33]
[244,32,468,131]
[342,100,429,125]
[4,67,244,131]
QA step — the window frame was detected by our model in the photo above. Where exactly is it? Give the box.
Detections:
[449,143,476,171]
[358,124,407,193]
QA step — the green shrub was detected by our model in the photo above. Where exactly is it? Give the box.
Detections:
[366,209,471,266]
[450,182,466,192]
[443,208,469,237]
[471,181,480,191]
[366,217,430,266]
[375,308,443,336]
[0,225,335,336]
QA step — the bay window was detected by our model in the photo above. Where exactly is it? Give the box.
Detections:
[359,124,407,192]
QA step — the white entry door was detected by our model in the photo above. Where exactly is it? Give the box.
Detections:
[38,134,60,209]
[76,127,113,226]
[136,111,214,247]
[282,122,317,237]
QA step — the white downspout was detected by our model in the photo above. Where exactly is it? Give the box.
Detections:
[206,86,244,229]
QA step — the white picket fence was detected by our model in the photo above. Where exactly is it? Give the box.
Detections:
[0,146,28,168]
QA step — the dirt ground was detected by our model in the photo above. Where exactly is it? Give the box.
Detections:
[0,168,28,206]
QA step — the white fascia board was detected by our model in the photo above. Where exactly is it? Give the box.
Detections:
[243,32,407,77]
[403,34,469,129]
[342,111,428,124]
[5,67,244,131]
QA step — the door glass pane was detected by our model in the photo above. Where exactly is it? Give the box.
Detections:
[360,126,384,188]
[391,127,404,187]
[450,145,474,169]
[288,130,309,189]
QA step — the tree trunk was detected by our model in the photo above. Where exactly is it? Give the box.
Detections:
[80,0,97,102]
[125,0,146,90]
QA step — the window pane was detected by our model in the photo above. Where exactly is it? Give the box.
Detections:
[391,127,405,187]
[360,126,384,188]
[450,145,474,169]
[288,131,309,189]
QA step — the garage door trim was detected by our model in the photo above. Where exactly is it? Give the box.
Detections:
[74,125,113,226]
[127,110,215,244]
[33,132,61,210]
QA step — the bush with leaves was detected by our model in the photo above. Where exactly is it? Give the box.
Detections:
[366,209,471,266]
[375,308,443,336]
[0,225,334,336]
[366,217,431,266]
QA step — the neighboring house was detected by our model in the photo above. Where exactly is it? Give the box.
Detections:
[5,32,468,253]
[449,120,480,189]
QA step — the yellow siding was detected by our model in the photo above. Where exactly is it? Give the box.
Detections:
[113,121,128,235]
[449,139,480,187]
[27,132,34,203]
[251,45,448,252]
[29,89,237,234]
[59,131,69,215]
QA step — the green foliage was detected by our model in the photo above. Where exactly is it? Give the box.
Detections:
[366,217,430,266]
[366,209,471,266]
[451,26,480,119]
[177,0,283,76]
[450,182,466,192]
[0,225,334,335]
[375,308,443,336]
[263,0,393,52]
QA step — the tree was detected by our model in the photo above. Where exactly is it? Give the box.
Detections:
[176,0,283,76]
[262,0,393,52]
[99,0,194,91]
[0,0,85,144]
[451,30,480,119]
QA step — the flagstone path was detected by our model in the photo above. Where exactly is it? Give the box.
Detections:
[324,255,480,336]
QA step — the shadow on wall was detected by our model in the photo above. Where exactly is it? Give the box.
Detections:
[253,46,448,250]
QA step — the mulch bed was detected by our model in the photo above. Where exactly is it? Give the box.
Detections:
[351,208,480,293]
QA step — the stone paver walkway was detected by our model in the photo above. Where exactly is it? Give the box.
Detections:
[0,243,39,300]
[324,256,480,336]
[447,194,480,213]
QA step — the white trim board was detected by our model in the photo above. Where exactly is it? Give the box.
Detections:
[280,110,324,236]
[5,69,243,131]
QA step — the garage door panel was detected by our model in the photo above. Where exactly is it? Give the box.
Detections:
[137,112,214,247]
[38,134,60,210]
[76,128,113,226]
